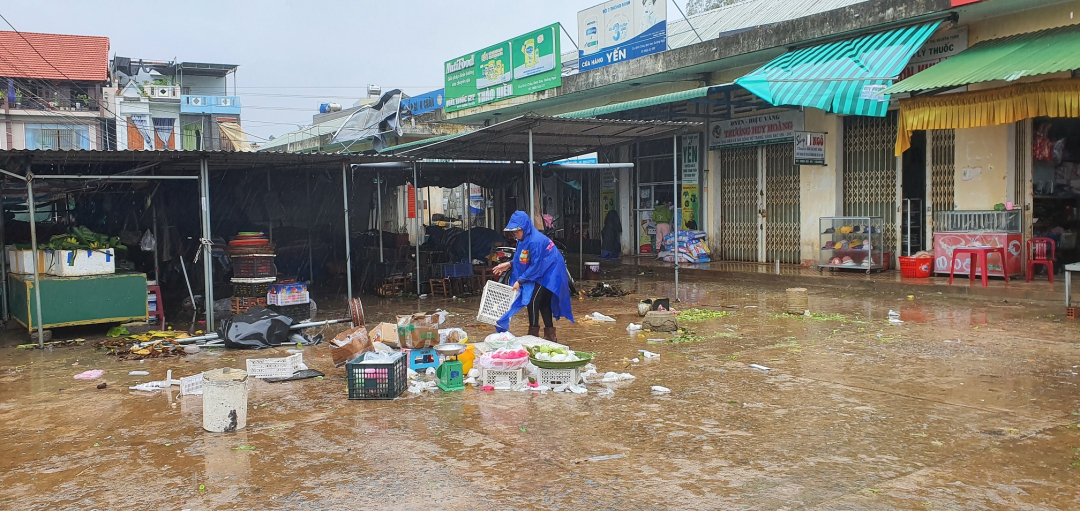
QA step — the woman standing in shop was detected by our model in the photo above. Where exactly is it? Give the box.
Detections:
[492,211,574,342]
[652,200,674,252]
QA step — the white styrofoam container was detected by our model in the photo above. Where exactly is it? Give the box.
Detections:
[10,249,50,274]
[48,249,116,276]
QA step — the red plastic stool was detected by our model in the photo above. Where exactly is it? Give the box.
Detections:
[147,284,165,326]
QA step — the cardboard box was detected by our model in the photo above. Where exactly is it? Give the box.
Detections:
[330,326,373,367]
[368,322,400,348]
[394,315,439,349]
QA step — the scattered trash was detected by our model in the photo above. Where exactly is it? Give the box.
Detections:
[638,349,660,359]
[585,282,630,297]
[651,385,671,393]
[262,369,325,383]
[580,453,626,463]
[96,382,107,389]
[74,370,104,380]
[888,310,904,324]
[129,370,181,392]
[626,323,642,332]
[748,364,770,372]
[677,308,730,321]
[585,312,616,322]
[128,371,150,376]
[600,372,636,383]
[632,358,640,363]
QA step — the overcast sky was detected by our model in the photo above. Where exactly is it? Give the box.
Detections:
[1,0,685,142]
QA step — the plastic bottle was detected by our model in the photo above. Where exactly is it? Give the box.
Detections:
[458,344,476,375]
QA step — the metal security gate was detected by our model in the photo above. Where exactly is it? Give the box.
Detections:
[765,143,800,264]
[1013,119,1033,247]
[719,146,758,261]
[928,129,955,246]
[844,114,898,257]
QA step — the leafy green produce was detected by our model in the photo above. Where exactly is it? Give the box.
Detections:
[678,308,730,322]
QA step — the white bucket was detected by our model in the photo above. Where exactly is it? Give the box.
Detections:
[202,368,248,433]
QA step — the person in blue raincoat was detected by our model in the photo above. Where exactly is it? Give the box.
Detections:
[492,211,574,342]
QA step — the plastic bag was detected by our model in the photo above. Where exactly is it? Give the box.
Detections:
[476,348,529,370]
[484,331,517,351]
[140,230,156,252]
[439,328,468,344]
[218,306,294,349]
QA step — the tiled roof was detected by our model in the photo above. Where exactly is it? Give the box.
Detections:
[0,31,109,82]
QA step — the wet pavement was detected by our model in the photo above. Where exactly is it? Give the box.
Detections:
[1,276,1079,510]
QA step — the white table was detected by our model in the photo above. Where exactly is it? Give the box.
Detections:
[1067,262,1080,306]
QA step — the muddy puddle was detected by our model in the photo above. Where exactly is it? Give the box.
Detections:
[1,277,1078,510]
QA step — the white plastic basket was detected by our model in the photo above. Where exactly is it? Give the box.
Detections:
[245,353,303,379]
[180,373,204,396]
[482,368,524,387]
[477,280,517,325]
[537,367,580,387]
[267,291,310,306]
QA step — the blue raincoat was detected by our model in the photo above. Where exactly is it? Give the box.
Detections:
[496,211,575,331]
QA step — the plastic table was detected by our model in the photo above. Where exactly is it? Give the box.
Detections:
[1066,262,1080,306]
[949,246,1009,287]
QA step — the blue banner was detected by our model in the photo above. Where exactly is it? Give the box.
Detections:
[402,89,444,116]
[579,21,666,71]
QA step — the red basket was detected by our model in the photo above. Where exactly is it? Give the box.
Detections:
[898,256,932,278]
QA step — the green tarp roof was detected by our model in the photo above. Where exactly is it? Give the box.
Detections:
[556,85,728,119]
[735,20,942,117]
[884,23,1080,94]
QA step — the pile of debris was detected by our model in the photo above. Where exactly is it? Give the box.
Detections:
[585,281,630,298]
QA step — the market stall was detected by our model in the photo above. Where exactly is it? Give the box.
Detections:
[932,210,1022,277]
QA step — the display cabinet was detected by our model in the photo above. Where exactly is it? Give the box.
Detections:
[817,216,887,273]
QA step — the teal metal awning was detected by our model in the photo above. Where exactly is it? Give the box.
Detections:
[735,20,943,117]
[556,85,731,119]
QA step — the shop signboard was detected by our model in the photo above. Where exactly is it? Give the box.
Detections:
[794,131,826,166]
[709,111,804,150]
[577,0,667,72]
[601,168,617,216]
[444,23,562,113]
[680,133,700,230]
[402,89,444,116]
[407,185,417,219]
[898,26,968,81]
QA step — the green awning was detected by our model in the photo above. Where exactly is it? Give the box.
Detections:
[557,85,729,119]
[884,24,1080,95]
[735,20,943,117]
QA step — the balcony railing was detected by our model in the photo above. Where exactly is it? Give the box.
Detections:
[5,97,100,112]
[180,95,241,114]
[143,84,182,99]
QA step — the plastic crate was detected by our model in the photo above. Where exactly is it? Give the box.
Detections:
[231,296,267,314]
[347,352,407,400]
[180,373,204,396]
[537,367,580,386]
[440,263,473,278]
[233,280,273,297]
[234,256,277,278]
[246,353,303,379]
[404,348,439,371]
[477,280,517,325]
[268,303,311,322]
[898,256,933,278]
[482,368,524,387]
[269,282,308,295]
[267,290,310,306]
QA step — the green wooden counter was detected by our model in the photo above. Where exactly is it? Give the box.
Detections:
[8,272,148,331]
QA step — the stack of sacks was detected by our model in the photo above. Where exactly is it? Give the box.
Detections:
[658,231,711,263]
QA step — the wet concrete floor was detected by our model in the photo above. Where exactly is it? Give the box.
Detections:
[1,276,1079,510]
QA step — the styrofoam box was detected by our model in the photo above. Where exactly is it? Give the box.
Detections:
[48,249,116,276]
[10,249,50,274]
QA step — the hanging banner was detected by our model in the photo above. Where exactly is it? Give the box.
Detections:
[577,0,667,71]
[600,169,617,216]
[680,133,700,230]
[794,131,826,166]
[709,111,804,149]
[407,185,417,219]
[444,23,562,113]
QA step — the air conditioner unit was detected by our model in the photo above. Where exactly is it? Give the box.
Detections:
[218,97,232,106]
[189,97,203,106]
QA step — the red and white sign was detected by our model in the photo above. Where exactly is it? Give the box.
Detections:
[407,185,417,219]
[898,26,968,81]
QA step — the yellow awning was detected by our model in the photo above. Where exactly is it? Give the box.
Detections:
[895,78,1080,156]
[217,121,253,152]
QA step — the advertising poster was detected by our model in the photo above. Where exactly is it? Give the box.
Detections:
[794,132,826,166]
[444,23,562,113]
[407,185,416,219]
[578,0,667,71]
[601,169,617,216]
[680,134,700,230]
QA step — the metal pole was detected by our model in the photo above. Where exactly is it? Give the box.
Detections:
[528,129,535,222]
[413,162,421,295]
[466,173,472,264]
[579,170,584,280]
[377,171,384,263]
[342,162,353,303]
[461,181,468,263]
[152,199,160,285]
[27,177,44,347]
[306,172,314,281]
[673,135,680,301]
[0,180,8,321]
[199,158,214,330]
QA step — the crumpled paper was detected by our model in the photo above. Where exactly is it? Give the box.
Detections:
[651,385,671,393]
[585,312,616,322]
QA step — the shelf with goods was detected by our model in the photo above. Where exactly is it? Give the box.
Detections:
[817,216,887,274]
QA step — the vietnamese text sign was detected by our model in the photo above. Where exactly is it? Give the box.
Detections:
[407,185,417,219]
[578,0,667,71]
[794,131,826,166]
[709,111,804,149]
[402,89,444,116]
[680,134,700,230]
[444,23,562,113]
[897,26,968,81]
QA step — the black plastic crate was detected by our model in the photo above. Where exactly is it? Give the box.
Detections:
[233,281,272,297]
[346,352,407,400]
[268,303,310,323]
[234,256,276,278]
